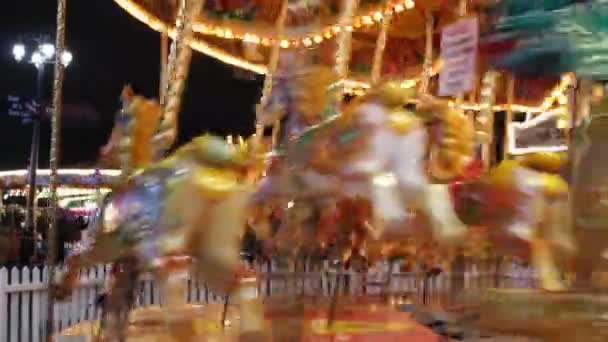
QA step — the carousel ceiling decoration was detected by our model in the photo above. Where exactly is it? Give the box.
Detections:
[114,0,570,112]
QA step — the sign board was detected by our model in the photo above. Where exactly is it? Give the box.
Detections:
[6,95,40,118]
[438,17,479,96]
[507,110,569,155]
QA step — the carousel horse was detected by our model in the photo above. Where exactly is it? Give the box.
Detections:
[54,134,266,340]
[99,83,180,171]
[452,152,576,291]
[254,66,475,264]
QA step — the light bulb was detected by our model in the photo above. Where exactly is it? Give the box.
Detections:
[41,43,55,59]
[31,51,43,66]
[61,51,73,67]
[12,44,25,62]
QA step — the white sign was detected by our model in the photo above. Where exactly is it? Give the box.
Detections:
[438,17,479,96]
[508,110,569,155]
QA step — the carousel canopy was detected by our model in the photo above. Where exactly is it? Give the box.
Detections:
[115,0,569,111]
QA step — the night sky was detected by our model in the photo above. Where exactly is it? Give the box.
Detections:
[0,0,263,170]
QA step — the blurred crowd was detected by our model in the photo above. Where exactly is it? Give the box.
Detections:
[0,204,88,267]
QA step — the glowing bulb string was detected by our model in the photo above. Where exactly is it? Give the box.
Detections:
[113,0,417,73]
[192,0,416,48]
[115,0,571,115]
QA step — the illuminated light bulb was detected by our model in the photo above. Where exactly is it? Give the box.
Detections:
[302,38,312,47]
[394,4,405,12]
[31,51,43,66]
[448,101,455,107]
[373,11,383,21]
[250,36,261,44]
[345,25,353,32]
[225,30,234,39]
[362,16,374,25]
[41,43,55,59]
[280,40,289,48]
[332,26,341,34]
[324,31,333,39]
[61,51,73,67]
[13,44,25,62]
[405,0,415,9]
[313,35,323,43]
[354,21,362,28]
[558,96,567,105]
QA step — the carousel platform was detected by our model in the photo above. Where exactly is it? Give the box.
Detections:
[472,288,608,341]
[55,298,447,341]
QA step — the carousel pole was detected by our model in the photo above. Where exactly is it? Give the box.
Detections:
[151,1,204,328]
[370,0,392,86]
[477,71,499,171]
[160,33,169,104]
[47,0,67,340]
[447,0,471,307]
[328,0,359,329]
[156,0,205,154]
[254,0,289,149]
[454,0,468,108]
[333,0,358,98]
[502,75,515,161]
[369,0,393,300]
[419,11,434,94]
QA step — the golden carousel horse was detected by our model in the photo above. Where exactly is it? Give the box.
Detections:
[54,88,268,341]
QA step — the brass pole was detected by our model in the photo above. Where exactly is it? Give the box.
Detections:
[370,0,393,86]
[254,0,289,147]
[454,0,467,106]
[47,0,68,340]
[334,0,359,84]
[156,0,205,153]
[503,75,515,160]
[160,32,169,105]
[477,71,499,171]
[328,0,359,329]
[419,11,434,94]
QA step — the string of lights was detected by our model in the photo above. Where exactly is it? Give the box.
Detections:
[114,0,571,114]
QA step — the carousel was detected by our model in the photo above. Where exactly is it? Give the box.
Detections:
[0,168,118,211]
[45,0,608,341]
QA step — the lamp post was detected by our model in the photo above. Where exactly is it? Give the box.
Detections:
[12,37,72,241]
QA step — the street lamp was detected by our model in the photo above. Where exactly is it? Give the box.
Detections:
[12,36,72,238]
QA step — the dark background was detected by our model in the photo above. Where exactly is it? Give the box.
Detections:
[0,1,263,169]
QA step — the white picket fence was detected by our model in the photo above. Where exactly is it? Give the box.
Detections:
[0,262,537,342]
